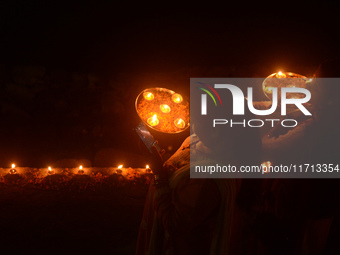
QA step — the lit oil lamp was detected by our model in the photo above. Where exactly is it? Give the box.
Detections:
[147,114,159,126]
[262,71,309,100]
[135,87,189,133]
[276,71,286,78]
[264,86,273,94]
[116,164,123,174]
[143,92,154,100]
[172,93,183,103]
[10,163,16,174]
[261,161,272,173]
[174,118,186,129]
[48,166,55,175]
[160,104,171,113]
[78,165,84,175]
[145,164,151,173]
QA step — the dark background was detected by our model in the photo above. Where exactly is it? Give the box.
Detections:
[1,2,340,255]
[1,1,339,167]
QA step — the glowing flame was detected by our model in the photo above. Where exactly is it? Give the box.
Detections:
[174,118,185,129]
[146,165,150,169]
[264,86,273,94]
[118,165,123,169]
[136,88,189,133]
[48,166,54,174]
[11,164,15,169]
[79,165,83,170]
[263,71,308,100]
[172,93,183,103]
[147,114,159,126]
[143,92,154,100]
[276,71,286,78]
[160,104,171,113]
[261,161,272,173]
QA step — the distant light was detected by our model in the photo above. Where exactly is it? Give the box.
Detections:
[118,165,123,169]
[11,164,15,169]
[79,165,83,170]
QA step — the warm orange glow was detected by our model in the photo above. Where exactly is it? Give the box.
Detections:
[172,93,183,103]
[263,71,308,100]
[261,161,272,173]
[146,165,150,169]
[160,104,171,113]
[118,165,123,169]
[79,165,83,170]
[264,86,273,94]
[174,118,185,129]
[11,164,15,169]
[147,114,159,126]
[143,92,154,100]
[136,88,189,133]
[48,166,54,174]
[276,71,286,78]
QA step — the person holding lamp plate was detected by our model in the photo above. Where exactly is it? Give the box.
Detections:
[135,89,261,255]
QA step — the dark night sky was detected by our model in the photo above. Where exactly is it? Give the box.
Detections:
[1,1,340,74]
[0,1,340,166]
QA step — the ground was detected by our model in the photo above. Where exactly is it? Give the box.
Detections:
[0,170,152,255]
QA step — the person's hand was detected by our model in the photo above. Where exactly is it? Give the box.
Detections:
[148,145,165,177]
